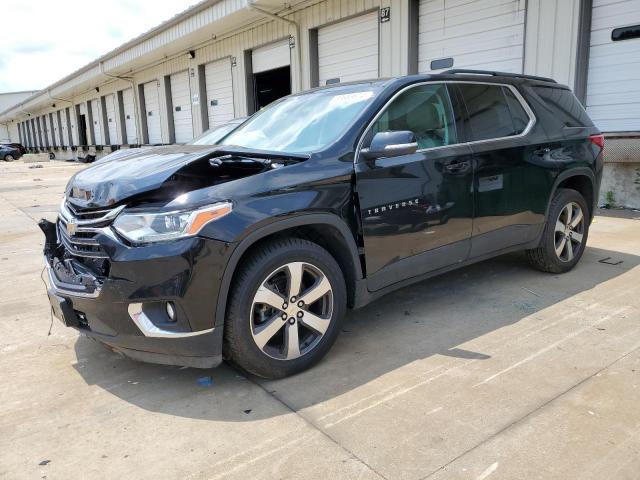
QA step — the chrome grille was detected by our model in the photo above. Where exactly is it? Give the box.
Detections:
[57,201,124,258]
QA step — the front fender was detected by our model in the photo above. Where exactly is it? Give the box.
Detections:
[212,212,362,327]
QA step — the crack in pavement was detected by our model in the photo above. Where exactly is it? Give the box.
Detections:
[240,366,390,480]
[420,340,640,479]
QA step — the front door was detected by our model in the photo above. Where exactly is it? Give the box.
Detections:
[355,82,474,292]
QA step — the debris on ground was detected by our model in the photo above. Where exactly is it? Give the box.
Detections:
[197,376,214,387]
[521,287,541,297]
[599,257,623,266]
[244,409,252,414]
[29,165,44,169]
[38,460,50,466]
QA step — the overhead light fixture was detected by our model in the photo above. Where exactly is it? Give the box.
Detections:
[187,50,195,59]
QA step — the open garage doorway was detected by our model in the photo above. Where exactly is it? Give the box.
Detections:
[254,65,291,110]
[249,39,291,113]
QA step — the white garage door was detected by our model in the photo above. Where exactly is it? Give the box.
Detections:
[41,115,50,147]
[418,0,526,73]
[586,0,640,132]
[104,94,118,144]
[35,119,42,147]
[318,12,379,86]
[122,88,138,144]
[58,110,67,146]
[170,71,194,143]
[90,99,103,145]
[204,58,235,129]
[55,111,63,146]
[9,122,19,143]
[252,39,290,74]
[143,81,162,144]
[50,112,59,147]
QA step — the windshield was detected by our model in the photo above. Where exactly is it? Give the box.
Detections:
[221,86,378,153]
[190,120,244,145]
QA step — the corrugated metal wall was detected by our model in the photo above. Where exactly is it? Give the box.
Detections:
[418,0,526,74]
[586,0,640,132]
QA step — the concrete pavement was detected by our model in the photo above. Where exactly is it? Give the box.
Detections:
[1,161,639,479]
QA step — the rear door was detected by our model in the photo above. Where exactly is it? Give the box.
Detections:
[356,82,474,291]
[454,82,548,257]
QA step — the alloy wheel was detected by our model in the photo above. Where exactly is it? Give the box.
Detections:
[250,262,333,360]
[5,155,14,162]
[554,201,585,262]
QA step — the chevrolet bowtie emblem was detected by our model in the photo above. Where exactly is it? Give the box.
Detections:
[66,219,78,236]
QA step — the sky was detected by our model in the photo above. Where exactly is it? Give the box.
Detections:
[1,0,198,92]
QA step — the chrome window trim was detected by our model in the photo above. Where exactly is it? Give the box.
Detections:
[355,80,537,162]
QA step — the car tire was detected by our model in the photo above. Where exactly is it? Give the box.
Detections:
[224,237,346,379]
[4,154,14,162]
[526,188,590,274]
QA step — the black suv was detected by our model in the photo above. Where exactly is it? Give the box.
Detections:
[41,70,603,378]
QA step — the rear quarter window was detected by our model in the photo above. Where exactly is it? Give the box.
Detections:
[457,84,531,142]
[533,86,594,128]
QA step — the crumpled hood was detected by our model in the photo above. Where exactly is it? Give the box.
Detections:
[66,145,223,209]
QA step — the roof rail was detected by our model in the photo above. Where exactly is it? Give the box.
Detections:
[442,69,557,84]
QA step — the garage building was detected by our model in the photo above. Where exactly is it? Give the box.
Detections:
[0,0,638,207]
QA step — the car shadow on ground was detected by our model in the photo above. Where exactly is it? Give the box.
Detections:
[73,246,639,421]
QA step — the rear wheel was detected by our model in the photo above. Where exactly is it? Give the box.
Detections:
[224,238,346,378]
[526,188,589,273]
[4,154,14,162]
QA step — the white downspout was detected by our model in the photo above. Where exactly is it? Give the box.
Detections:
[245,1,303,92]
[100,61,142,145]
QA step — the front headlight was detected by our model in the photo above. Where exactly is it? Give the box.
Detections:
[112,202,232,244]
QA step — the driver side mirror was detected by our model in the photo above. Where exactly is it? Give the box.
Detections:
[360,131,418,160]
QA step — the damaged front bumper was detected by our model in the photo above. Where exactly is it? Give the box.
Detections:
[41,218,231,369]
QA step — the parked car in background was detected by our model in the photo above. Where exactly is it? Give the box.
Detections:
[3,143,27,155]
[41,71,603,379]
[190,117,246,145]
[0,144,21,161]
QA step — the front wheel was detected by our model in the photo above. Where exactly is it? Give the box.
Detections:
[526,188,589,273]
[4,154,14,162]
[224,238,346,378]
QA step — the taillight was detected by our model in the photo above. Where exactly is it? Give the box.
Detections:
[589,134,605,150]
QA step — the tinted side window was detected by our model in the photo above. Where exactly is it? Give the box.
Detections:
[369,83,458,150]
[533,86,594,128]
[458,84,529,141]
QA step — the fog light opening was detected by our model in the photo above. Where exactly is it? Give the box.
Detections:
[165,302,177,322]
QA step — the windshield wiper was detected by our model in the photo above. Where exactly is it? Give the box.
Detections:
[209,154,274,168]
[212,146,310,162]
[209,148,308,169]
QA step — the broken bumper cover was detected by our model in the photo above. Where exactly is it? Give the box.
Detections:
[41,219,231,368]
